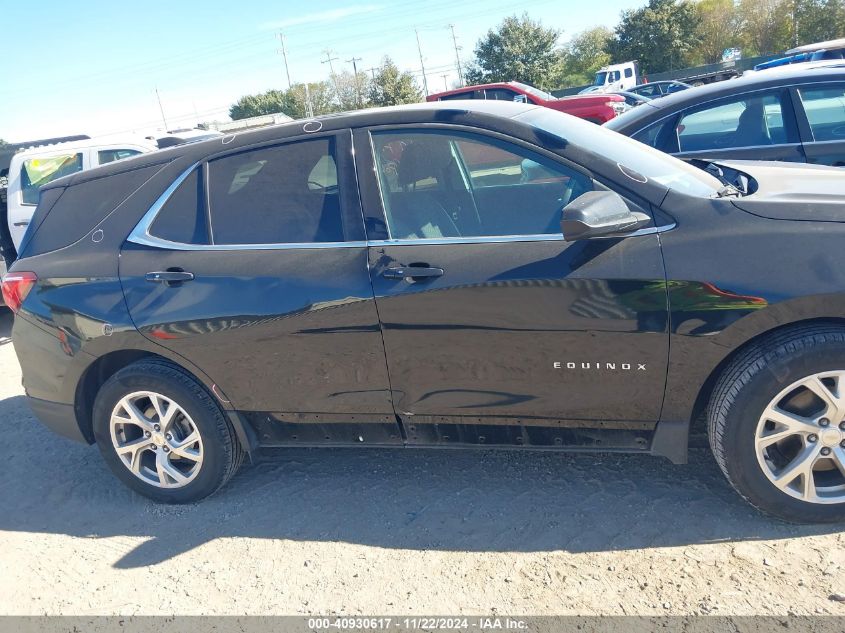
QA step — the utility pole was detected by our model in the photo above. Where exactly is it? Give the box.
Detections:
[415,29,429,96]
[448,24,464,87]
[347,56,363,108]
[441,74,449,91]
[365,67,378,81]
[276,31,292,89]
[321,50,341,98]
[155,87,169,132]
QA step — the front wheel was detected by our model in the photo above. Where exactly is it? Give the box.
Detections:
[92,359,242,503]
[708,325,845,523]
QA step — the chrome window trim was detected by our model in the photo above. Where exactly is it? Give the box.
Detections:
[127,162,366,251]
[366,223,675,247]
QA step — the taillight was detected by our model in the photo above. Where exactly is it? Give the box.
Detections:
[2,272,37,314]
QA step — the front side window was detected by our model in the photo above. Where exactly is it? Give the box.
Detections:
[98,149,142,165]
[676,92,788,152]
[21,153,83,205]
[371,130,591,240]
[797,84,845,142]
[207,137,344,245]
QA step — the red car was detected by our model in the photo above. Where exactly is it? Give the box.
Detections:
[426,81,629,123]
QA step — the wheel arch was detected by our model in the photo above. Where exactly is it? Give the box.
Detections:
[690,317,845,435]
[73,349,256,455]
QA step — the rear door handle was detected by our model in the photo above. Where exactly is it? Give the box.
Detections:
[145,270,195,284]
[383,266,444,280]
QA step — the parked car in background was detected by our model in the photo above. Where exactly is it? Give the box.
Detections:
[3,136,155,262]
[427,81,628,123]
[7,100,845,523]
[611,91,653,107]
[606,65,845,167]
[627,81,692,99]
[753,38,845,71]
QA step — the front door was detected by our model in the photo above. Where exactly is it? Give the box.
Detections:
[120,131,400,444]
[358,126,669,444]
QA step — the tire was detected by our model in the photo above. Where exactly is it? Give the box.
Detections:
[92,359,243,503]
[708,324,845,523]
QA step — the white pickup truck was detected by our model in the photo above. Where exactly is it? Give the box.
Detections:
[0,136,155,274]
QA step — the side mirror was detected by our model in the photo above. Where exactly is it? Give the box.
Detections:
[561,191,652,241]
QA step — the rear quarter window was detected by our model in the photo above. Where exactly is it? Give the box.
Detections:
[21,164,162,258]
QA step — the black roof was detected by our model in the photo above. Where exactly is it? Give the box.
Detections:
[606,65,845,132]
[47,101,542,188]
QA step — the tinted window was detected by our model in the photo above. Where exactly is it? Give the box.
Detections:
[485,88,519,101]
[624,68,633,78]
[21,153,83,205]
[208,137,343,245]
[372,130,591,239]
[439,90,482,100]
[677,93,787,151]
[98,149,143,164]
[798,85,845,141]
[149,169,208,244]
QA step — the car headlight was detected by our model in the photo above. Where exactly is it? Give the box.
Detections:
[609,100,630,116]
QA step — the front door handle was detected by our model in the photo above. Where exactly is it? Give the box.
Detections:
[145,270,195,284]
[383,266,444,280]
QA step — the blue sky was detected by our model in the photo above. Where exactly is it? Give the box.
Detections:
[1,0,636,142]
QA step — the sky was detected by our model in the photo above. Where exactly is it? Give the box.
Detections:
[0,0,637,143]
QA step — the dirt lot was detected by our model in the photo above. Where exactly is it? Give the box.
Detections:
[0,309,843,616]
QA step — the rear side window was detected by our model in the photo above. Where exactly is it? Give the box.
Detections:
[21,153,83,205]
[149,169,208,244]
[676,92,789,151]
[207,137,343,245]
[98,149,143,164]
[21,163,163,257]
[797,85,845,141]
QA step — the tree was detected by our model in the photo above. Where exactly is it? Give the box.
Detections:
[367,57,423,106]
[332,70,372,110]
[693,0,744,64]
[229,82,338,120]
[464,13,562,90]
[795,0,845,46]
[607,0,699,73]
[559,27,613,86]
[737,0,793,55]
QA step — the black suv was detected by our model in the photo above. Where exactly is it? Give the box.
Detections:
[6,101,845,523]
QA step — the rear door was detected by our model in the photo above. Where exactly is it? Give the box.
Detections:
[793,82,845,166]
[356,125,669,446]
[119,130,400,444]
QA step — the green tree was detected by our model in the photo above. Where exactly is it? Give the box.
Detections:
[693,0,744,64]
[737,0,793,55]
[608,0,699,73]
[559,27,613,86]
[464,13,562,90]
[229,82,339,120]
[331,70,372,110]
[795,0,845,46]
[367,57,423,106]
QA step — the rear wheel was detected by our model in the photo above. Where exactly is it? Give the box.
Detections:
[92,360,242,503]
[708,325,845,523]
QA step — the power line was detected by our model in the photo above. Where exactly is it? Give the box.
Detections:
[448,24,464,87]
[321,50,341,96]
[346,57,364,107]
[276,32,292,89]
[415,29,429,97]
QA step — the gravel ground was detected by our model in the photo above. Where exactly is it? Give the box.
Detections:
[0,308,843,616]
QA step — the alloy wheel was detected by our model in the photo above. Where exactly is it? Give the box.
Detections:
[755,371,845,504]
[109,391,204,489]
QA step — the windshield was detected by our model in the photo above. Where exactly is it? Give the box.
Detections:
[512,82,554,101]
[518,107,722,197]
[594,71,608,86]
